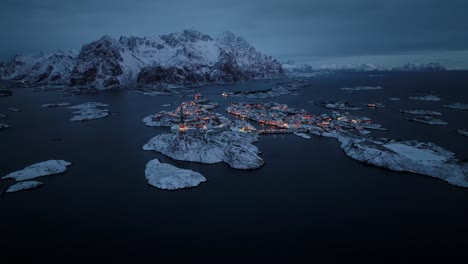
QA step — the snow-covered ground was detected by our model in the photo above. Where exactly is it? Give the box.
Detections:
[315,101,363,111]
[443,103,468,110]
[293,132,311,139]
[6,181,43,193]
[401,110,442,115]
[0,123,9,130]
[340,86,383,91]
[337,135,468,188]
[145,159,206,190]
[2,160,71,181]
[408,95,441,101]
[408,115,448,125]
[458,129,468,137]
[144,131,264,169]
[42,103,71,108]
[68,102,109,121]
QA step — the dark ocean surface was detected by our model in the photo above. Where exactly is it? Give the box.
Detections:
[0,72,467,261]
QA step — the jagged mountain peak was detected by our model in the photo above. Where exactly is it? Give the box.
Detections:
[161,29,213,47]
[2,30,283,89]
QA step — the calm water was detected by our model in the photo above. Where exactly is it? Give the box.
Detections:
[0,72,467,261]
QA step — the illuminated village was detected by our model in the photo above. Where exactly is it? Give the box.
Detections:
[144,93,386,137]
[143,94,256,134]
[226,102,386,136]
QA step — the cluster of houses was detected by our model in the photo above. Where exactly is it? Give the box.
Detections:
[149,97,255,133]
[226,102,385,135]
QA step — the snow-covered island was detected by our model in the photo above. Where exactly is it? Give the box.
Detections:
[144,131,263,170]
[143,97,263,169]
[401,110,442,116]
[442,103,468,111]
[0,123,9,130]
[408,95,441,101]
[337,135,468,188]
[6,181,43,193]
[340,86,383,91]
[67,102,109,121]
[2,160,71,181]
[313,101,363,111]
[8,107,21,112]
[458,129,468,137]
[42,103,71,108]
[407,115,448,125]
[145,159,206,190]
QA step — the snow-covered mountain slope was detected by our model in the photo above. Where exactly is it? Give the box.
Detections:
[0,51,77,85]
[71,30,283,89]
[1,30,283,89]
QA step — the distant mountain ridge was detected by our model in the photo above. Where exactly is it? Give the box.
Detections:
[282,62,447,75]
[0,30,283,89]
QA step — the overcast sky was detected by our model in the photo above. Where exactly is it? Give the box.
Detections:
[1,0,468,68]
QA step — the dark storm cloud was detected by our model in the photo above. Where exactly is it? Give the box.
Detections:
[1,0,468,67]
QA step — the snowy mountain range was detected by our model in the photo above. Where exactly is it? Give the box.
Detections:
[0,30,283,89]
[282,62,447,75]
[0,51,77,85]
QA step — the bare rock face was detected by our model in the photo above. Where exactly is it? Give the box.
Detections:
[70,36,123,88]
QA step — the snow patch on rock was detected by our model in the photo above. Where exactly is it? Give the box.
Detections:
[68,102,109,121]
[408,95,441,101]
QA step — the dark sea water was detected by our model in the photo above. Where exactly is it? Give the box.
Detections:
[0,72,467,262]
